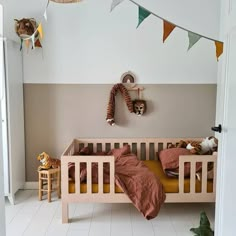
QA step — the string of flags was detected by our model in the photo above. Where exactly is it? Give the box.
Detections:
[16,0,223,60]
[111,0,224,61]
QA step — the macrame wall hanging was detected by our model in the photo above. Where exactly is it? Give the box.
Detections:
[106,71,146,126]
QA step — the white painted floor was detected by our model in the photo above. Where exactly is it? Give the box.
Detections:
[5,190,215,236]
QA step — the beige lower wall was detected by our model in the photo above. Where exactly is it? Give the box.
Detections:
[24,84,216,181]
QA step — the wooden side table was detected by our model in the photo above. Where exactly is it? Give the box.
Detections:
[38,168,61,202]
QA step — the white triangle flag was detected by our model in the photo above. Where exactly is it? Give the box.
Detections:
[44,10,48,21]
[31,34,35,50]
[111,0,124,12]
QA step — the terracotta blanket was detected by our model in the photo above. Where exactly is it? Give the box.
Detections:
[114,152,166,220]
[69,146,166,220]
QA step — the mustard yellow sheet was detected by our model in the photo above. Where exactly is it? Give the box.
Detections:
[68,160,213,194]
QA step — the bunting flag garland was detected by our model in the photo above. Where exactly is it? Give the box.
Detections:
[137,6,151,28]
[187,32,202,50]
[111,0,224,60]
[111,0,124,11]
[10,0,225,60]
[163,21,176,43]
[215,41,223,61]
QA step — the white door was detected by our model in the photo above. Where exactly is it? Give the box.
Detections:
[0,4,6,236]
[215,2,236,235]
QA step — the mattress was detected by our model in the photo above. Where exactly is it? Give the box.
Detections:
[68,160,213,194]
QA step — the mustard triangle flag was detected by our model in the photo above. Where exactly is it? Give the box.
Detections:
[215,41,223,61]
[163,20,176,43]
[187,32,201,50]
[37,23,43,39]
[137,6,151,28]
[111,0,124,11]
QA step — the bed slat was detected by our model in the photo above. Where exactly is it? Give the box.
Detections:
[87,162,92,193]
[75,162,81,194]
[98,162,103,193]
[201,161,208,193]
[179,157,184,194]
[110,156,115,194]
[190,161,196,193]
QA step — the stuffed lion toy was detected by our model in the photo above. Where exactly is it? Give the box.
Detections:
[169,136,218,155]
[14,18,42,48]
[37,152,61,171]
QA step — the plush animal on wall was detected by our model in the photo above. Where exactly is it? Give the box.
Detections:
[37,152,61,171]
[106,83,133,126]
[14,18,42,48]
[190,212,214,235]
[133,99,146,116]
[169,137,218,155]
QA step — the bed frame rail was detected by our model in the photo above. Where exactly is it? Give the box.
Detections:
[62,138,202,161]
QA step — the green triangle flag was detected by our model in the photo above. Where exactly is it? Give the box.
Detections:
[20,38,23,51]
[188,32,202,50]
[137,6,151,28]
[111,0,124,12]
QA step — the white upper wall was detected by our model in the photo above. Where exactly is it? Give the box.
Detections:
[3,0,221,84]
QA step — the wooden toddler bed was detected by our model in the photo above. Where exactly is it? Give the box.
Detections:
[61,138,217,223]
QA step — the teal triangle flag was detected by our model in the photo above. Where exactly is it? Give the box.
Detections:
[20,38,23,51]
[188,32,201,50]
[137,6,151,28]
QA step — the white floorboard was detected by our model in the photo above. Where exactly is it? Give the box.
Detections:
[5,190,215,236]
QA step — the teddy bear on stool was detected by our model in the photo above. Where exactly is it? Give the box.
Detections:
[37,152,61,171]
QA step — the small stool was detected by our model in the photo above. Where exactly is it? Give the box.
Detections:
[38,168,61,202]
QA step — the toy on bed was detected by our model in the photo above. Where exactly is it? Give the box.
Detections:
[37,152,61,171]
[162,137,218,179]
[169,136,218,155]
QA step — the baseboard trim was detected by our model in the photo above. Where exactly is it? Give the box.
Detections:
[24,182,38,190]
